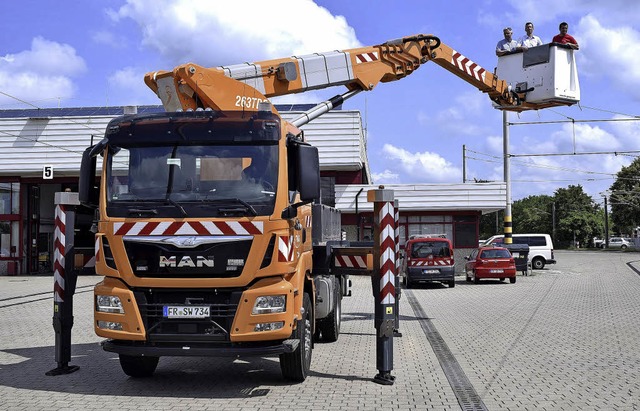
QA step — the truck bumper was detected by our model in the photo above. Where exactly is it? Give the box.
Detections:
[102,338,298,357]
[406,266,455,283]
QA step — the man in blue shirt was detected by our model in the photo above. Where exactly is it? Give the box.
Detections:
[496,27,519,56]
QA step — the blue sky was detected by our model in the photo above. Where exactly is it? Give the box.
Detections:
[2,0,639,203]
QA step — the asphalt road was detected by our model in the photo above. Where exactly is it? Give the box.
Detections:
[1,249,639,410]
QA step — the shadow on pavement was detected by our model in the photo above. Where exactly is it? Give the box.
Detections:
[0,343,296,398]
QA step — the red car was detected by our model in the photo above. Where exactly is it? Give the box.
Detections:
[465,246,517,284]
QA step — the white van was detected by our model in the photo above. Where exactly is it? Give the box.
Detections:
[482,234,556,270]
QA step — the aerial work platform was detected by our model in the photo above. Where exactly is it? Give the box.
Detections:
[496,43,580,110]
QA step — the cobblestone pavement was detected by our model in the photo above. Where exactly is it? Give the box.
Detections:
[1,250,639,410]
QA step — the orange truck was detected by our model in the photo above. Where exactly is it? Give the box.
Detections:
[79,35,579,381]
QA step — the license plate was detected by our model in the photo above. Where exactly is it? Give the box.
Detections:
[163,306,210,319]
[489,269,504,274]
[423,269,439,274]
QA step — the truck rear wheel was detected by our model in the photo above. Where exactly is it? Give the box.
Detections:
[119,354,159,378]
[280,293,312,382]
[316,279,341,342]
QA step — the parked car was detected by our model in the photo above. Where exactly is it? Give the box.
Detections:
[608,237,633,250]
[401,236,455,288]
[465,245,516,284]
[482,233,555,270]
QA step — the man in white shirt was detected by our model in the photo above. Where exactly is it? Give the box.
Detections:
[518,22,543,50]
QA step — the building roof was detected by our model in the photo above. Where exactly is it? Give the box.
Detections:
[0,104,369,179]
[335,183,507,214]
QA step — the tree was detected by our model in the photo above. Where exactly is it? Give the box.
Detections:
[512,194,554,235]
[610,157,640,235]
[553,185,601,247]
[479,210,502,240]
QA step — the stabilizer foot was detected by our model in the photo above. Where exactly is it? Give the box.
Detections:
[373,372,396,385]
[46,364,80,376]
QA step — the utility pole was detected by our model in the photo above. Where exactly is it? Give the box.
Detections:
[462,144,467,183]
[552,202,556,243]
[503,111,512,244]
[604,195,609,248]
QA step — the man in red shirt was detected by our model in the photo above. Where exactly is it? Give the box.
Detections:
[552,22,579,50]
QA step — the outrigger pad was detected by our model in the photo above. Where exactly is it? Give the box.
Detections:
[373,372,396,385]
[45,364,80,376]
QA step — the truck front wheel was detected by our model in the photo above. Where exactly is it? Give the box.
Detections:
[280,292,312,382]
[119,354,159,378]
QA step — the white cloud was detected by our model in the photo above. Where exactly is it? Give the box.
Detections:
[92,31,127,49]
[371,169,400,184]
[548,122,620,152]
[421,92,494,136]
[482,0,640,27]
[112,0,361,66]
[0,37,86,107]
[577,15,640,99]
[379,143,461,183]
[107,66,161,106]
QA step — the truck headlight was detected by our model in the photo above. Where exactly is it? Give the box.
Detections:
[252,295,286,314]
[96,295,124,313]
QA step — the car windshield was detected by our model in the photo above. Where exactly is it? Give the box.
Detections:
[106,143,278,218]
[411,242,450,258]
[480,249,511,259]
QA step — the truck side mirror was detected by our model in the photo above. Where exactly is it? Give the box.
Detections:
[295,143,320,202]
[79,146,99,207]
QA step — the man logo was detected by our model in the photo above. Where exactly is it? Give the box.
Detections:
[159,256,214,268]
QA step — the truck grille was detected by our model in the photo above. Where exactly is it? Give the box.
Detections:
[133,288,242,342]
[123,236,252,278]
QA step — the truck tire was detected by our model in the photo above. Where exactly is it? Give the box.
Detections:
[316,279,341,342]
[280,292,312,382]
[119,354,159,378]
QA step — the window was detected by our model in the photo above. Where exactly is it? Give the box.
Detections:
[0,182,19,215]
[454,215,478,248]
[0,182,20,260]
[407,215,453,239]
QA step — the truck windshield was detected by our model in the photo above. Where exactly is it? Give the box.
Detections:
[106,143,278,218]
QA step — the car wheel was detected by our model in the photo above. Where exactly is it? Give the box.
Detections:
[509,277,516,284]
[473,271,479,284]
[621,245,628,250]
[448,280,455,288]
[532,257,545,270]
[405,277,412,289]
[465,274,471,282]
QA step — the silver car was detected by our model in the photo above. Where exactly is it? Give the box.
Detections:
[608,237,633,250]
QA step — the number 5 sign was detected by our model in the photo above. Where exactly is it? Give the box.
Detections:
[43,165,54,179]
